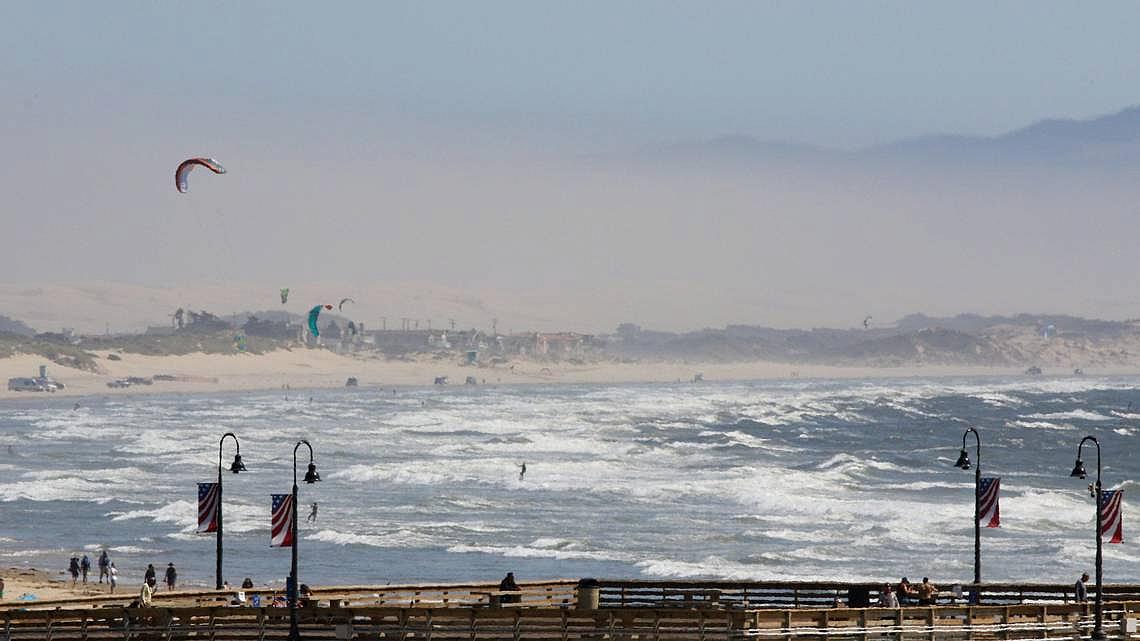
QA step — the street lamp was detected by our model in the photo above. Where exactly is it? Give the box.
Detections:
[1070,435,1105,641]
[953,427,982,587]
[289,439,320,641]
[216,433,246,590]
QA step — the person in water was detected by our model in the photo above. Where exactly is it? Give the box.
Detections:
[518,463,526,481]
[307,502,318,522]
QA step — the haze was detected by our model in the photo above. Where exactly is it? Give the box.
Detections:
[4,2,1140,333]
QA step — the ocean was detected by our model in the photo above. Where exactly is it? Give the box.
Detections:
[1,377,1137,589]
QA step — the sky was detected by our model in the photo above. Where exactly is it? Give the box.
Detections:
[3,2,1140,332]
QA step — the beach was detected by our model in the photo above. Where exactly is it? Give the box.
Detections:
[0,349,1119,401]
[0,567,102,602]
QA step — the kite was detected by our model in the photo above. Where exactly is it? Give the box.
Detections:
[175,158,226,193]
[280,288,290,305]
[307,304,333,338]
[338,297,355,312]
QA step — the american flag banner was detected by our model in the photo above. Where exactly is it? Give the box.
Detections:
[979,477,1000,528]
[1101,489,1124,544]
[198,483,220,533]
[271,494,294,547]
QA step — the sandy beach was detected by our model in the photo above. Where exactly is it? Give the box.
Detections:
[0,349,1111,401]
[0,567,105,602]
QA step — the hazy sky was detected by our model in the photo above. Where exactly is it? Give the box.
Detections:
[6,2,1140,148]
[4,2,1140,331]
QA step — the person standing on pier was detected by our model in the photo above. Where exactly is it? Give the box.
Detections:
[916,577,938,606]
[1075,572,1089,602]
[499,572,521,604]
[896,577,916,605]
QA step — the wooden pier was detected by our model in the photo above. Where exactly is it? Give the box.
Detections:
[3,579,1139,640]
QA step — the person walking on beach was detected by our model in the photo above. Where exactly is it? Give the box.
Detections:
[144,563,156,585]
[307,502,318,522]
[1075,572,1089,602]
[916,577,938,606]
[139,576,156,607]
[80,554,91,584]
[109,563,118,594]
[518,463,526,481]
[98,550,110,583]
[68,556,80,587]
[164,563,177,591]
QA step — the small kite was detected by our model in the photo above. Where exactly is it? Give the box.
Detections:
[175,158,226,193]
[308,304,333,338]
[280,288,290,305]
[338,297,355,312]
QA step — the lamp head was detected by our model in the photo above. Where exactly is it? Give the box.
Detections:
[1070,459,1087,479]
[953,449,970,470]
[229,453,246,473]
[303,462,320,484]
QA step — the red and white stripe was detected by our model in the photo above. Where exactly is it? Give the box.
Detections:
[271,494,294,547]
[198,483,220,533]
[979,477,1000,528]
[1101,489,1124,544]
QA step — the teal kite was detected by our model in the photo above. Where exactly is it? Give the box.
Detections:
[308,304,332,338]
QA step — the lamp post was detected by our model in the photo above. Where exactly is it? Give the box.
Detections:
[216,433,246,590]
[1070,435,1105,641]
[289,439,320,641]
[953,427,982,587]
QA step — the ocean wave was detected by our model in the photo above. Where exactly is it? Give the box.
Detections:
[1005,420,1075,431]
[310,528,439,548]
[447,542,629,562]
[1023,410,1115,422]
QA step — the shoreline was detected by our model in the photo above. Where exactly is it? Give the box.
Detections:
[2,350,1134,401]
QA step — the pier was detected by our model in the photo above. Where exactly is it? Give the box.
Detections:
[4,579,1140,640]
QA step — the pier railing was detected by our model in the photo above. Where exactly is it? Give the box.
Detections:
[3,602,1140,640]
[4,579,581,611]
[11,579,1140,612]
[594,579,1140,609]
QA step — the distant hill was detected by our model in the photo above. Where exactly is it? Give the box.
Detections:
[609,315,1140,368]
[641,105,1140,168]
[0,314,35,336]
